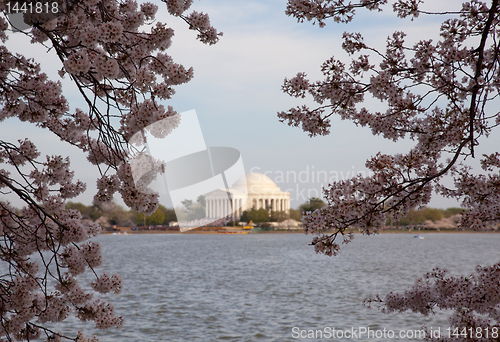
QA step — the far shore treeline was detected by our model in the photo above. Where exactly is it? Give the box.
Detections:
[58,197,468,229]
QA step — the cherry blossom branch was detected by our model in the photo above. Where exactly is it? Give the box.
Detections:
[468,0,498,158]
[1,0,221,339]
[280,0,500,253]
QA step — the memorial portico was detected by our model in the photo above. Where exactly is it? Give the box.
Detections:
[205,173,290,219]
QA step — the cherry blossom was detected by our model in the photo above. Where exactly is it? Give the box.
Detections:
[281,0,500,339]
[0,0,220,340]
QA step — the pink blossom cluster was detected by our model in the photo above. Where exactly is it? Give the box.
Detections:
[185,11,222,45]
[164,0,193,16]
[0,109,124,341]
[115,162,160,214]
[74,332,100,342]
[163,0,222,44]
[129,152,164,189]
[438,154,500,231]
[120,100,177,142]
[146,114,181,139]
[281,0,500,337]
[281,0,500,240]
[0,0,220,340]
[77,299,123,330]
[285,0,387,27]
[93,160,160,215]
[0,196,121,342]
[64,51,92,75]
[366,263,500,341]
[278,105,330,137]
[91,273,123,294]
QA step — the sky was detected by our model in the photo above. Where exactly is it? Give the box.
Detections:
[2,0,497,210]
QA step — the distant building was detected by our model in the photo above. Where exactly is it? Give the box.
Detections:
[204,173,290,219]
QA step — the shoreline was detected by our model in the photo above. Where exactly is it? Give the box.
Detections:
[100,229,500,235]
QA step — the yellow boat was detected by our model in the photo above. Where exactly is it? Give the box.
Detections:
[242,220,255,230]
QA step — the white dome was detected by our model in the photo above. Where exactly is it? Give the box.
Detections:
[232,173,280,195]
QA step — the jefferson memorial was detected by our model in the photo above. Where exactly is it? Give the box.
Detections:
[204,173,290,219]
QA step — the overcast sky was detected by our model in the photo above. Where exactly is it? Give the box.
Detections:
[3,0,496,209]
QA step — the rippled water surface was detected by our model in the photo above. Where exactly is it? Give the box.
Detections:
[53,233,500,341]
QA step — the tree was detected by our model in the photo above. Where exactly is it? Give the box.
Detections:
[65,201,96,219]
[394,207,443,226]
[157,204,176,224]
[197,195,206,208]
[131,204,168,226]
[299,197,326,213]
[98,202,131,226]
[269,210,288,222]
[181,199,193,210]
[145,208,165,226]
[421,207,442,223]
[442,207,467,218]
[0,1,220,340]
[240,208,270,223]
[280,0,500,339]
[178,196,205,221]
[289,208,302,221]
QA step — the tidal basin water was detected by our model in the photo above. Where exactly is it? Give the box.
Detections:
[56,233,499,341]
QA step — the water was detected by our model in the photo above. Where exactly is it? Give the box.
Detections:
[53,233,499,341]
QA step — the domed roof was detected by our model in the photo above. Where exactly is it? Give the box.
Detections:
[232,173,280,195]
